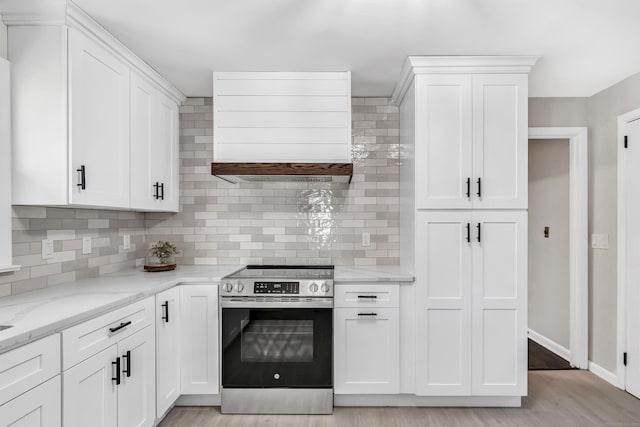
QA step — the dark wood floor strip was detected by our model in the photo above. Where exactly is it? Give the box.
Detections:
[528,338,574,370]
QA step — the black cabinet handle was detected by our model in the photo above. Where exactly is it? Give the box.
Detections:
[358,312,378,316]
[153,182,159,200]
[112,357,121,385]
[477,223,482,243]
[162,301,169,323]
[77,165,86,190]
[476,177,482,198]
[357,295,377,299]
[160,183,164,200]
[122,350,131,377]
[466,223,471,243]
[109,321,132,334]
[466,177,471,198]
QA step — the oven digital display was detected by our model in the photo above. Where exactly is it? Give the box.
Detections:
[254,281,299,294]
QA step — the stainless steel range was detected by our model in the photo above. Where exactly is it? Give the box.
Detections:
[219,265,334,415]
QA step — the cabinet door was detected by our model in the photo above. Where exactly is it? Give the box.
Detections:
[415,75,473,209]
[117,326,155,427]
[0,375,61,427]
[130,74,179,212]
[334,308,399,394]
[472,74,528,209]
[180,286,219,394]
[471,211,527,395]
[63,346,117,427]
[130,73,156,211]
[68,28,130,208]
[415,211,472,396]
[152,92,179,212]
[156,287,181,417]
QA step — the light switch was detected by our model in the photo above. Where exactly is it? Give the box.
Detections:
[41,239,54,260]
[123,234,131,250]
[592,233,609,250]
[362,232,371,247]
[82,236,92,254]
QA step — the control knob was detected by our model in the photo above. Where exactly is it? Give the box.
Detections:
[235,281,245,292]
[320,283,330,294]
[222,281,233,293]
[309,282,319,293]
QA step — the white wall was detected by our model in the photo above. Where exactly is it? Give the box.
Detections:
[0,16,6,59]
[528,139,570,349]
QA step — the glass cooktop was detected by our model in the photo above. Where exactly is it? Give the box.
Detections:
[226,265,334,280]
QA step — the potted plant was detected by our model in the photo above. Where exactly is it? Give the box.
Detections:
[144,240,179,272]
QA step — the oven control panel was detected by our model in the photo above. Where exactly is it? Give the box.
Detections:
[220,279,333,297]
[254,282,299,294]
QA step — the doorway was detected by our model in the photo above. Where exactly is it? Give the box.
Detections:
[528,127,589,370]
[617,109,640,396]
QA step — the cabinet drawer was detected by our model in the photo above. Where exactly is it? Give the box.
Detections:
[62,297,154,370]
[335,284,399,308]
[0,334,60,405]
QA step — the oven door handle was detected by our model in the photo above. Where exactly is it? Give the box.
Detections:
[220,299,334,309]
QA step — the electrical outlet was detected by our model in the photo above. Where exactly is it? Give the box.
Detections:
[362,232,371,247]
[123,234,131,250]
[82,236,92,255]
[41,239,54,260]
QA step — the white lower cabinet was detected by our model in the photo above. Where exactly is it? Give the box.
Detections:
[180,285,219,394]
[415,211,527,396]
[0,375,61,427]
[63,316,156,427]
[334,284,400,394]
[156,287,181,416]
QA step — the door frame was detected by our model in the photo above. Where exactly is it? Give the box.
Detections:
[528,127,589,369]
[616,108,640,388]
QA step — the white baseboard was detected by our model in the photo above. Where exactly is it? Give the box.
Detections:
[335,395,521,407]
[588,361,619,387]
[527,329,571,362]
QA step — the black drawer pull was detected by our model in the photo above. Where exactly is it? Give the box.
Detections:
[358,312,378,316]
[476,177,482,198]
[162,301,169,323]
[77,165,86,190]
[466,177,471,198]
[112,357,121,385]
[122,350,131,377]
[477,223,482,243]
[357,295,377,299]
[109,321,132,334]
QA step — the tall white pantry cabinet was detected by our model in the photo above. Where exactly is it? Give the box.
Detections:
[395,57,537,400]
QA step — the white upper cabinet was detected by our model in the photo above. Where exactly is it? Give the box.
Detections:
[130,73,179,212]
[213,72,351,162]
[68,28,130,208]
[0,57,19,273]
[6,3,184,210]
[395,57,535,210]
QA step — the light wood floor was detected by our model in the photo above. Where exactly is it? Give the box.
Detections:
[159,371,640,426]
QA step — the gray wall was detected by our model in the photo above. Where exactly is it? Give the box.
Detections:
[530,71,640,373]
[146,97,400,266]
[528,139,570,349]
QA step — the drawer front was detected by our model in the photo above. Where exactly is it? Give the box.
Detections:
[62,297,154,370]
[335,284,399,308]
[0,334,61,405]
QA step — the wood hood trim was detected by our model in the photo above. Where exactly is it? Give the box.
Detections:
[211,162,353,183]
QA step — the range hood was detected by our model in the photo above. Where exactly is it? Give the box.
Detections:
[211,162,353,184]
[211,71,353,184]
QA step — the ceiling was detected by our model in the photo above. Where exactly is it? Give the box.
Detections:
[25,0,640,97]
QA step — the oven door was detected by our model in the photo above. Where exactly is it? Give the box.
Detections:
[221,301,332,388]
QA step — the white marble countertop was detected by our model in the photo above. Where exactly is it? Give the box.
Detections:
[0,264,413,354]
